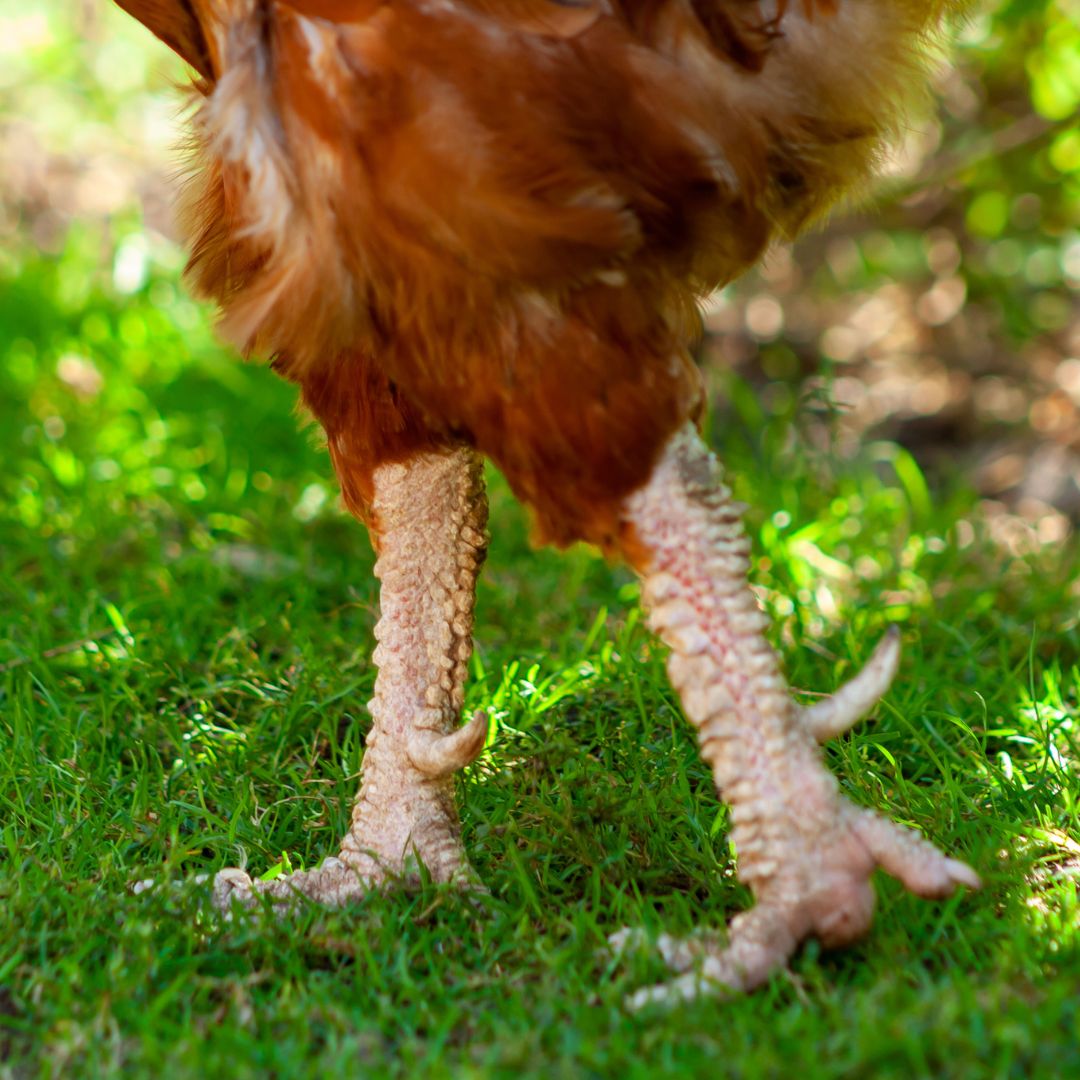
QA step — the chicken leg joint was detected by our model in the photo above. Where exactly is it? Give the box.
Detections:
[213,446,489,912]
[613,424,979,1007]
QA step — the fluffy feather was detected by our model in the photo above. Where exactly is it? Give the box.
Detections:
[114,0,216,78]
[118,0,966,543]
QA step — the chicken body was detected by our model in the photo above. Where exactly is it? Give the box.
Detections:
[116,0,978,1003]
[122,0,960,545]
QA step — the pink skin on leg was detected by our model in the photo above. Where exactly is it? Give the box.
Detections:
[214,446,489,910]
[614,424,979,1007]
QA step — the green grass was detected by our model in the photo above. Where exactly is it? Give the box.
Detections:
[3,300,1079,1079]
[3,4,1080,1078]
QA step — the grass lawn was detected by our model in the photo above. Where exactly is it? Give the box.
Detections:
[2,5,1079,1078]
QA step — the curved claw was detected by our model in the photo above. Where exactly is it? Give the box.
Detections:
[212,857,371,913]
[852,810,981,898]
[613,804,979,1009]
[622,904,801,1010]
[213,866,256,911]
[801,627,901,742]
[607,927,727,975]
[406,710,489,780]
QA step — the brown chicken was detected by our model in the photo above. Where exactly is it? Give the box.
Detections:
[115,0,979,1004]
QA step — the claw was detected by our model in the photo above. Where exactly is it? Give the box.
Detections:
[853,810,981,898]
[607,927,726,974]
[618,904,801,1009]
[406,710,489,780]
[212,867,255,911]
[607,926,649,957]
[129,872,210,896]
[610,930,737,1011]
[801,627,901,742]
[211,857,372,913]
[611,802,979,1008]
[626,970,721,1011]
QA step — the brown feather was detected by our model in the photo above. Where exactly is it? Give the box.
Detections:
[113,0,216,79]
[115,0,968,544]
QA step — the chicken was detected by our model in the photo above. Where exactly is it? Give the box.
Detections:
[114,0,980,1003]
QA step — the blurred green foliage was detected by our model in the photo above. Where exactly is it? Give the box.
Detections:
[0,1,337,622]
[933,0,1078,332]
[701,0,1080,538]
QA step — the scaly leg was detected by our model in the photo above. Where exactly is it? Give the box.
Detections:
[214,446,489,910]
[613,424,978,1006]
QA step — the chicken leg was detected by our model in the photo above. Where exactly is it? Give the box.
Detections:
[614,424,979,1006]
[214,446,489,910]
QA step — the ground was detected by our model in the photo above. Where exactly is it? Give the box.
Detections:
[1,2,1079,1077]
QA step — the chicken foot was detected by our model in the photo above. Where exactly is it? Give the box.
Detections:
[214,446,489,911]
[614,424,979,1007]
